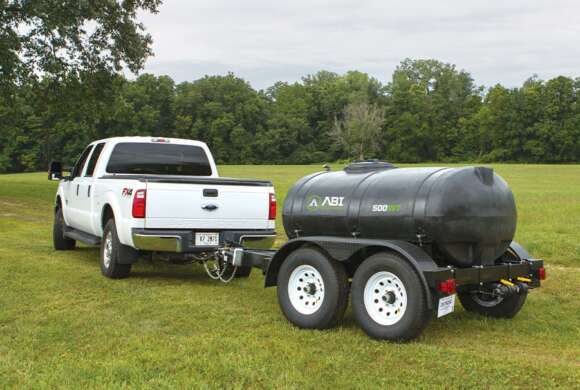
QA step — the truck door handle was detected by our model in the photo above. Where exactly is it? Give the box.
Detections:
[202,204,218,211]
[87,185,91,197]
[76,184,79,196]
[203,189,218,197]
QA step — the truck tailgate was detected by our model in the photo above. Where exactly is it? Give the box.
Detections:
[144,181,272,229]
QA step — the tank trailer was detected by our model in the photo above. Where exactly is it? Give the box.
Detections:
[231,161,545,341]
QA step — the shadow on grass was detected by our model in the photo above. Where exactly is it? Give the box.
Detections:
[70,246,219,285]
[64,247,518,344]
[128,269,217,286]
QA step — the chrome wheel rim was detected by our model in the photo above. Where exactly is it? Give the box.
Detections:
[364,271,407,326]
[288,264,325,315]
[103,232,113,268]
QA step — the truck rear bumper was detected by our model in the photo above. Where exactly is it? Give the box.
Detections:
[131,229,276,253]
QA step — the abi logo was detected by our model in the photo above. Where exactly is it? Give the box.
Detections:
[306,195,345,211]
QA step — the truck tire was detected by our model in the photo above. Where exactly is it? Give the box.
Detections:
[458,289,527,318]
[100,219,132,279]
[53,207,76,250]
[351,252,430,341]
[277,247,348,330]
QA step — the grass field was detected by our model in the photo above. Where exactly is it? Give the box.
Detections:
[0,164,579,389]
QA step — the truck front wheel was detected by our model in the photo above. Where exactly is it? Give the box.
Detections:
[53,207,76,250]
[351,252,430,341]
[100,219,132,279]
[277,247,348,330]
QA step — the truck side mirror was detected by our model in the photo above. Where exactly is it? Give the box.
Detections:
[48,161,63,181]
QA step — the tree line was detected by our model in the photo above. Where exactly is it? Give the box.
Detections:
[1,2,578,172]
[1,58,579,172]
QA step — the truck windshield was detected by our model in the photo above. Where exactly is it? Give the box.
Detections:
[106,142,213,176]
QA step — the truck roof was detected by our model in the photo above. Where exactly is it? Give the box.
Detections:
[90,136,208,148]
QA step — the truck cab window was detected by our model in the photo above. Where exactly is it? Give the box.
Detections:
[106,143,212,176]
[71,146,94,178]
[84,143,105,177]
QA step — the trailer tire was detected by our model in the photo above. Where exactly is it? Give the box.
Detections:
[351,252,430,341]
[458,290,527,318]
[53,207,76,250]
[277,247,348,330]
[100,219,132,279]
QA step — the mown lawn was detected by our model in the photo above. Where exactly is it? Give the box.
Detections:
[0,164,579,389]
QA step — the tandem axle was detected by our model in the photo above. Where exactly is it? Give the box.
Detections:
[212,237,545,341]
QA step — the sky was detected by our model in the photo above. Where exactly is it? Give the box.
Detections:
[137,0,580,90]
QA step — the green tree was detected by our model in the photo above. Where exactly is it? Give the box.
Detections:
[332,102,385,160]
[384,59,482,161]
[0,0,161,94]
[258,82,310,163]
[173,73,268,164]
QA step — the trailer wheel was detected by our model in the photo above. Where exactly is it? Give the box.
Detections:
[53,207,76,250]
[351,252,430,341]
[100,219,132,279]
[277,247,348,330]
[458,290,527,318]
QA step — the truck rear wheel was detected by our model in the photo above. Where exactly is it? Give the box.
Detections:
[458,289,527,318]
[53,207,76,250]
[100,219,132,279]
[351,252,430,341]
[277,247,348,330]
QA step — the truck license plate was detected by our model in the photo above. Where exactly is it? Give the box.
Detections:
[195,232,219,246]
[437,294,456,318]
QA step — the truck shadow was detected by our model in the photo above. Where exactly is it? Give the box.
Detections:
[71,246,218,285]
[128,269,217,285]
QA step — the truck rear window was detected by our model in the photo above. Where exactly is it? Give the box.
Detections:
[106,143,212,176]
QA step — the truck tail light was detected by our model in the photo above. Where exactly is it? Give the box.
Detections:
[438,279,456,295]
[538,266,546,280]
[132,189,147,218]
[268,193,277,220]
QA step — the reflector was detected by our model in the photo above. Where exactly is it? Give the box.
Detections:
[538,267,546,280]
[438,279,456,295]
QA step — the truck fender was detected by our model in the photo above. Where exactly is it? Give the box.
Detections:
[101,191,131,246]
[55,187,70,225]
[264,236,441,309]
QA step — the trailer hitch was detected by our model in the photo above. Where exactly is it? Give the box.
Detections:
[202,247,243,283]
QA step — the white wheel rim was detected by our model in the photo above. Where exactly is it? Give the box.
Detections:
[364,271,408,326]
[103,232,113,268]
[288,264,325,315]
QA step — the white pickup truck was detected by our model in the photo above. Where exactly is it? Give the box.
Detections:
[49,137,276,279]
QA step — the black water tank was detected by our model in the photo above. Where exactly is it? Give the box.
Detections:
[282,161,517,267]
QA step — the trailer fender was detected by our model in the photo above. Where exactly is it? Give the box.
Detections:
[265,236,442,309]
[508,241,531,260]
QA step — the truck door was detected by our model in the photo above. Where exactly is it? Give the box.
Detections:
[76,142,106,234]
[64,145,94,230]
